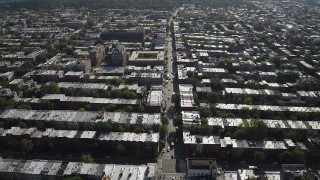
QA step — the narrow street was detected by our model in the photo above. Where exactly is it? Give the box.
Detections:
[157,9,186,180]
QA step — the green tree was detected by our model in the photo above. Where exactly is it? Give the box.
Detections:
[200,118,208,125]
[110,89,121,98]
[136,106,145,112]
[159,125,168,140]
[124,106,134,112]
[40,83,60,95]
[81,154,94,163]
[14,60,35,76]
[39,100,55,110]
[15,101,32,110]
[102,104,116,111]
[207,92,219,103]
[161,116,169,125]
[18,121,28,128]
[293,149,306,164]
[277,72,299,83]
[134,126,146,133]
[211,77,224,90]
[279,151,294,164]
[95,120,112,132]
[187,71,194,78]
[296,112,308,120]
[122,90,137,99]
[20,138,34,153]
[198,107,213,118]
[116,144,126,156]
[112,123,125,132]
[199,124,212,136]
[109,78,124,86]
[35,54,47,64]
[244,97,253,105]
[173,115,182,126]
[253,151,266,163]
[234,119,267,140]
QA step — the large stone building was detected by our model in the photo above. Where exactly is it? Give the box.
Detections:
[88,44,106,67]
[107,44,127,66]
[128,51,164,66]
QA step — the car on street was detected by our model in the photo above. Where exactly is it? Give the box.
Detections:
[167,147,170,152]
[162,149,166,153]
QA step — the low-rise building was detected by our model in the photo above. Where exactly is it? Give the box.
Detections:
[183,131,308,158]
[0,109,160,130]
[0,126,159,153]
[186,158,217,179]
[128,51,164,66]
[127,72,162,85]
[19,94,141,110]
[146,86,162,113]
[0,158,156,180]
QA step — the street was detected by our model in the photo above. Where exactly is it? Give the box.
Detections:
[157,9,185,180]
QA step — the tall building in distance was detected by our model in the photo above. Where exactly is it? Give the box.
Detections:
[107,41,127,66]
[88,44,106,67]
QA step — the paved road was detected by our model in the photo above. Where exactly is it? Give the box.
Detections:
[158,9,185,180]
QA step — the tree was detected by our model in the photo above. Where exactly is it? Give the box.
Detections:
[134,126,146,133]
[116,144,126,156]
[253,151,266,163]
[78,107,86,111]
[110,89,121,98]
[244,97,253,105]
[102,104,116,111]
[234,119,267,141]
[95,120,112,132]
[207,92,219,103]
[35,54,47,64]
[199,124,212,136]
[109,78,124,86]
[279,151,294,164]
[122,89,137,99]
[285,130,307,142]
[292,149,306,164]
[15,101,32,110]
[211,77,224,90]
[159,125,168,140]
[112,123,125,132]
[40,83,60,95]
[39,100,55,110]
[200,118,208,125]
[124,106,134,112]
[198,107,213,118]
[250,108,260,119]
[136,106,145,112]
[14,60,35,77]
[81,154,94,163]
[161,116,169,125]
[277,72,299,83]
[18,121,28,128]
[296,112,308,120]
[20,138,34,153]
[187,71,194,78]
[173,115,182,126]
